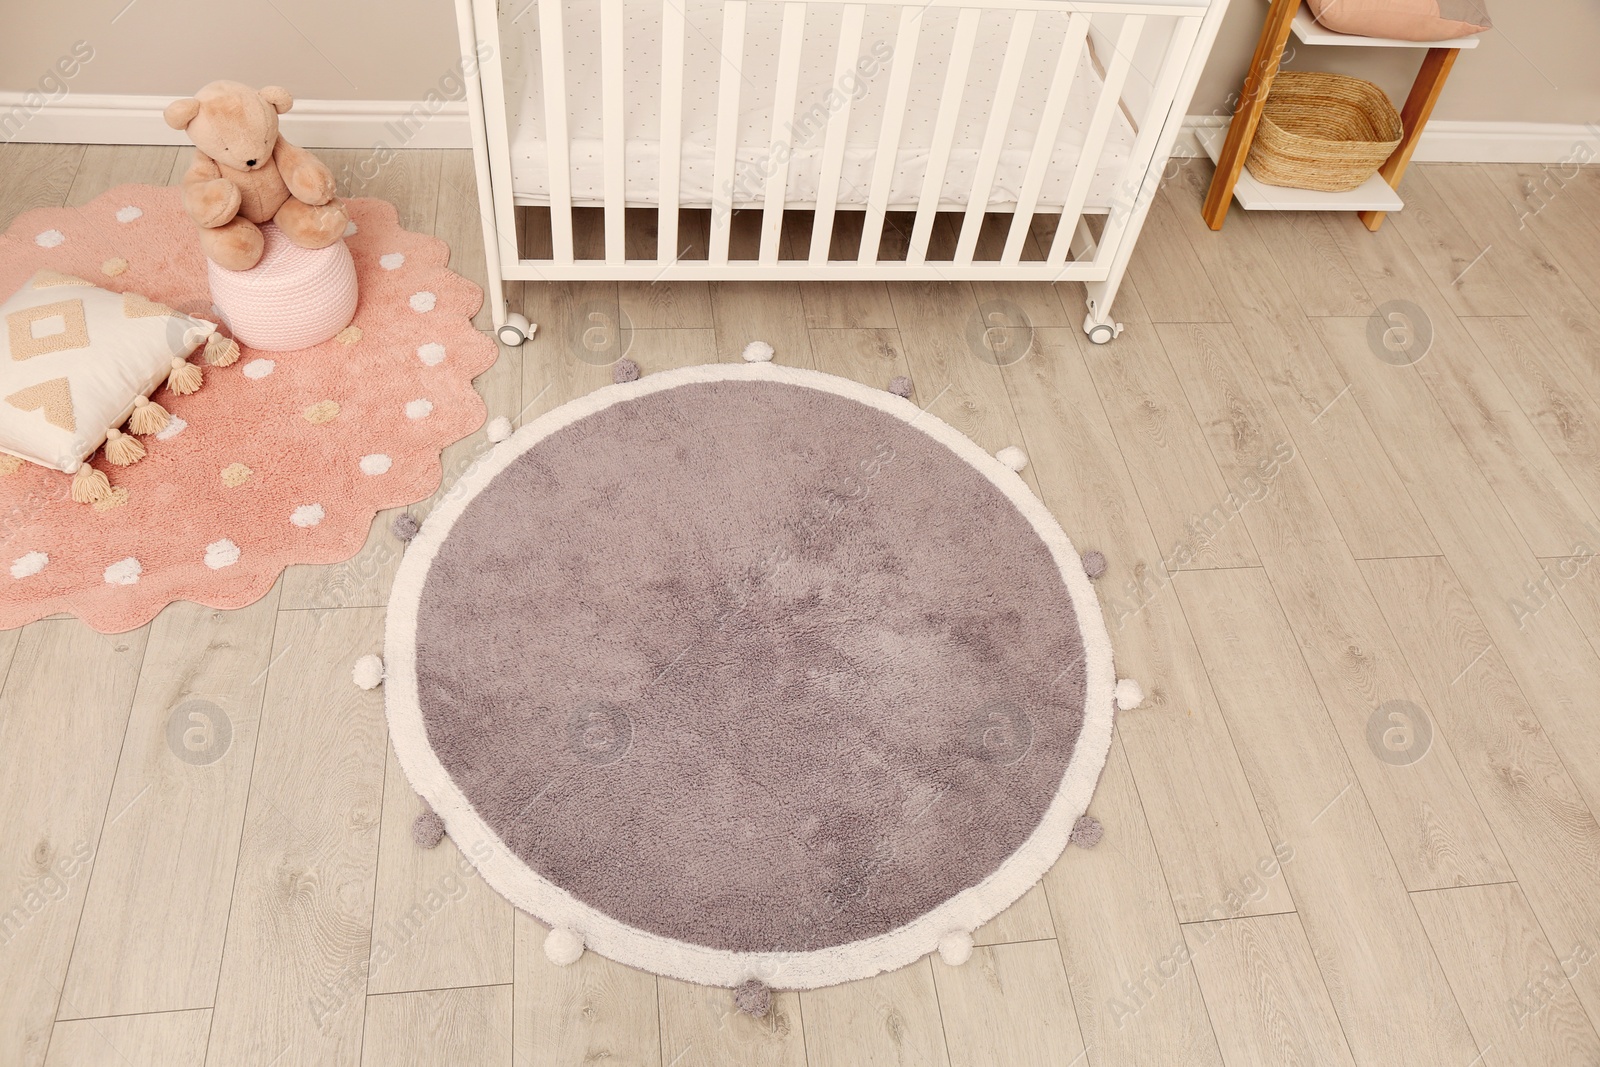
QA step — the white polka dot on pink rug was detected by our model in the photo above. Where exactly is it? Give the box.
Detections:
[104,558,142,586]
[291,504,325,528]
[380,253,405,270]
[156,415,187,441]
[417,343,446,366]
[406,399,433,420]
[10,552,47,579]
[243,359,275,380]
[344,220,358,237]
[410,291,437,313]
[116,205,143,223]
[360,454,393,476]
[205,539,241,570]
[35,229,65,248]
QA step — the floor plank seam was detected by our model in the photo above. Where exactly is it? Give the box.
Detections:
[365,981,513,1000]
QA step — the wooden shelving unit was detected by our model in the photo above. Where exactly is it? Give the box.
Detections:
[1202,0,1480,231]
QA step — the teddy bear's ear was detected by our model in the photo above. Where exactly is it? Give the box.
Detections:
[259,86,294,114]
[163,97,201,130]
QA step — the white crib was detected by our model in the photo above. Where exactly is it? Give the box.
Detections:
[454,0,1231,345]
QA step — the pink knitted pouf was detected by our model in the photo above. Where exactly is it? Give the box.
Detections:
[207,223,358,351]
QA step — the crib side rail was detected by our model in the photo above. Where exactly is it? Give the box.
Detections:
[463,0,1228,290]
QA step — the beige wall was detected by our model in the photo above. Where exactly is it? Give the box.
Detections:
[1194,0,1600,125]
[0,0,460,102]
[3,0,1597,126]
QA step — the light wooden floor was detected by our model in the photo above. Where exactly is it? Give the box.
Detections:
[3,143,1600,1067]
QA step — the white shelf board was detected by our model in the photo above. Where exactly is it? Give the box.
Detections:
[1289,4,1481,48]
[1198,125,1404,213]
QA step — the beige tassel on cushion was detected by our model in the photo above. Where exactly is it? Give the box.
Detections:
[168,357,203,395]
[71,464,111,504]
[204,332,240,367]
[104,427,145,466]
[128,396,170,435]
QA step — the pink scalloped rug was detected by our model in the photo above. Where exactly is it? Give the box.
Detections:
[0,185,497,633]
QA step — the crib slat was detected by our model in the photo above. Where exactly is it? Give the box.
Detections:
[601,0,626,264]
[1067,14,1199,268]
[908,8,980,264]
[953,10,1036,265]
[762,3,808,264]
[658,0,686,265]
[1045,16,1144,264]
[710,1,748,265]
[1001,14,1090,264]
[808,3,866,264]
[858,8,921,264]
[469,0,521,277]
[459,0,509,313]
[538,0,574,263]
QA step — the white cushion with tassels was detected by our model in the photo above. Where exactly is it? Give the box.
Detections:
[0,271,235,501]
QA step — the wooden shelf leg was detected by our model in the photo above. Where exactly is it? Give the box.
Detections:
[1359,46,1459,232]
[1202,0,1300,230]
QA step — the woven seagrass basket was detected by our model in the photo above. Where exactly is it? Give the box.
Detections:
[1245,71,1403,192]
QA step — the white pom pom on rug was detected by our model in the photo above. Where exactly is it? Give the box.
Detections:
[353,654,385,690]
[937,930,974,966]
[545,927,586,965]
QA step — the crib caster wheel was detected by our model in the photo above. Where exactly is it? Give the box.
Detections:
[497,312,534,347]
[1084,317,1123,345]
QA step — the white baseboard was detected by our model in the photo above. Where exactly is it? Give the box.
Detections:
[1175,117,1599,164]
[3,92,1595,164]
[0,92,469,150]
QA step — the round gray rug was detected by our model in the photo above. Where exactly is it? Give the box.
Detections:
[385,362,1117,989]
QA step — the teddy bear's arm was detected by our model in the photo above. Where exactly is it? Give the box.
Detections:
[180,151,243,229]
[274,138,338,207]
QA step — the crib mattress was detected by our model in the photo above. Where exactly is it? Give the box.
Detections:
[500,2,1142,211]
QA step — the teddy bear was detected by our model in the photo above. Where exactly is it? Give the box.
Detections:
[164,81,349,271]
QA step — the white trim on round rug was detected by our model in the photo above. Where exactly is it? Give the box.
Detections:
[384,361,1118,990]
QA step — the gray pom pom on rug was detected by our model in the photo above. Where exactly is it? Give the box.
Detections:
[392,512,420,542]
[413,808,446,848]
[733,980,772,1017]
[1070,814,1103,848]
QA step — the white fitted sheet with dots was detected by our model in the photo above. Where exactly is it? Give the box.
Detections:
[500,2,1142,211]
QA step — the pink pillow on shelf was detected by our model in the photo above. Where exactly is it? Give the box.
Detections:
[1305,0,1491,41]
[207,223,357,351]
